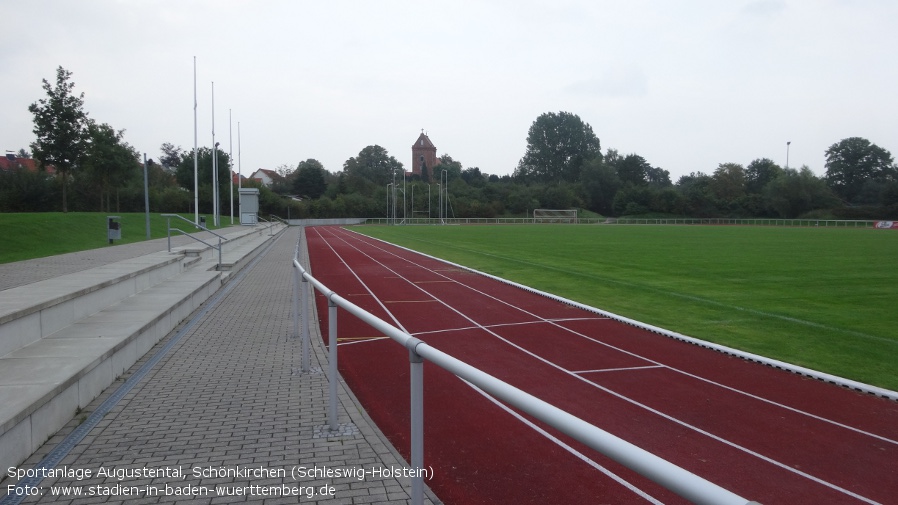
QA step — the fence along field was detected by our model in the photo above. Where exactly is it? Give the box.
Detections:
[353,223,898,392]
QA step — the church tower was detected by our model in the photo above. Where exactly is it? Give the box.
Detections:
[411,130,439,182]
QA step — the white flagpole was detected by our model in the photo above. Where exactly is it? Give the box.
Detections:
[229,109,233,225]
[211,81,218,227]
[238,122,242,190]
[193,56,199,226]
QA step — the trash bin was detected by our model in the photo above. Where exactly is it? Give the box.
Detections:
[107,216,121,244]
[199,216,206,228]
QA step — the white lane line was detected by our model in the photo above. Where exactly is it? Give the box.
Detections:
[310,227,411,335]
[314,227,658,503]
[575,366,665,374]
[410,317,609,337]
[337,337,391,347]
[462,378,665,505]
[330,227,886,503]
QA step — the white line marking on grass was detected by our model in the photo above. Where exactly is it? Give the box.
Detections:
[330,227,889,503]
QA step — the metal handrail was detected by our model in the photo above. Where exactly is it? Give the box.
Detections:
[161,214,227,268]
[161,213,229,240]
[256,215,274,235]
[291,234,758,505]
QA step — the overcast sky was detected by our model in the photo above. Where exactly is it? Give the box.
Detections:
[2,0,896,181]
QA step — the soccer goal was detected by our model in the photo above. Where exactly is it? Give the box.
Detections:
[532,209,578,223]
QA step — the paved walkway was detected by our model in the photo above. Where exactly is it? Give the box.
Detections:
[2,227,441,504]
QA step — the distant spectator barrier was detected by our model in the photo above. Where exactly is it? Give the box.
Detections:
[357,217,880,227]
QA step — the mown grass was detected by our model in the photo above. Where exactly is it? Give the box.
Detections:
[0,212,232,264]
[353,224,898,391]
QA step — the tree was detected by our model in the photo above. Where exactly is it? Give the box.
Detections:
[28,66,90,212]
[294,159,327,199]
[580,158,620,215]
[825,137,896,204]
[343,145,403,186]
[514,111,601,183]
[175,147,231,213]
[82,122,139,211]
[710,163,746,202]
[613,154,651,186]
[437,154,463,181]
[765,166,838,218]
[159,143,183,173]
[745,158,782,194]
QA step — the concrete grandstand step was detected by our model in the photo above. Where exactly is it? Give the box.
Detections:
[0,267,222,471]
[0,252,185,358]
[171,223,284,258]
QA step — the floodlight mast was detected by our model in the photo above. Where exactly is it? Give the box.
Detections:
[786,141,791,169]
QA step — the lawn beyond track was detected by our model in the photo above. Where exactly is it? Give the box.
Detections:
[353,224,898,391]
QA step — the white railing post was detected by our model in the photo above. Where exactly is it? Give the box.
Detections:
[301,275,310,373]
[408,340,425,505]
[328,296,339,431]
[292,266,299,340]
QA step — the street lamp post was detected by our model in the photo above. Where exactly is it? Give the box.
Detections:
[786,141,791,169]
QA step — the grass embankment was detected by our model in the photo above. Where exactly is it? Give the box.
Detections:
[0,212,232,264]
[353,224,898,391]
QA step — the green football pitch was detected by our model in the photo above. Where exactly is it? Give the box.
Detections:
[353,224,898,392]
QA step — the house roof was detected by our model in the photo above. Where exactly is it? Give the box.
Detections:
[250,168,286,182]
[0,156,47,173]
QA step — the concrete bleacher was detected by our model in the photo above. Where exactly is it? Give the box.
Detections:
[0,223,286,471]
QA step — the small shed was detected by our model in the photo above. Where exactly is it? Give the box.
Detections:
[238,188,260,225]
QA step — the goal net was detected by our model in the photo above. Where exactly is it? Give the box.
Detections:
[533,209,578,223]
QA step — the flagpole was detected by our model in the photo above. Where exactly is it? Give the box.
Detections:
[229,109,233,225]
[193,56,199,226]
[211,81,218,227]
[238,122,242,190]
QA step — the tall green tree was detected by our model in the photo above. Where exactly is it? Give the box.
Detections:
[343,145,403,186]
[175,147,231,213]
[82,122,139,212]
[28,66,91,212]
[613,154,651,186]
[825,137,896,204]
[745,158,782,194]
[294,159,327,199]
[710,163,746,201]
[765,167,838,218]
[580,158,620,215]
[515,111,601,183]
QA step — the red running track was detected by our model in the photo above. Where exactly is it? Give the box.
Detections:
[305,226,898,505]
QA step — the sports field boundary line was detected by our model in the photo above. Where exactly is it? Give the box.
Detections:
[346,227,898,403]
